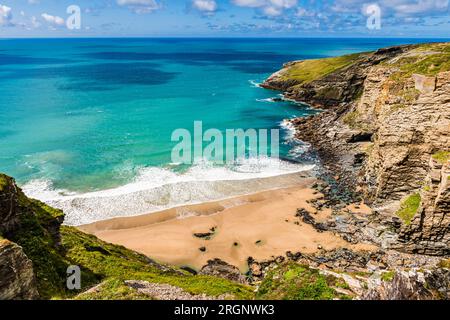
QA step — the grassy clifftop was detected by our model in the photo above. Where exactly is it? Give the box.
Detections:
[0,173,253,300]
[389,42,450,81]
[277,53,364,84]
[263,42,450,109]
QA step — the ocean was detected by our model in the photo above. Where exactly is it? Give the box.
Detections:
[0,38,442,224]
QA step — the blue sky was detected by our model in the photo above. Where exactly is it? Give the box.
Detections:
[0,0,449,37]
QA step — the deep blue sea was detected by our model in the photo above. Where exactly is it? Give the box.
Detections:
[0,38,442,224]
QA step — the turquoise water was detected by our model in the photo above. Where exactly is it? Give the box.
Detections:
[0,38,442,224]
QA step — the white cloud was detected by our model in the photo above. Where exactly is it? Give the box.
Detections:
[232,0,449,20]
[0,4,13,27]
[233,0,266,7]
[28,0,40,4]
[31,16,41,28]
[296,7,315,17]
[117,0,160,13]
[391,0,449,15]
[331,0,449,16]
[192,0,218,13]
[41,13,65,26]
[263,6,282,16]
[232,0,298,16]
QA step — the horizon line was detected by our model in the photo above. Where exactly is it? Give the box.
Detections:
[1,36,450,40]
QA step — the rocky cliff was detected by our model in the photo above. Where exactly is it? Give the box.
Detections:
[0,239,38,300]
[263,42,450,256]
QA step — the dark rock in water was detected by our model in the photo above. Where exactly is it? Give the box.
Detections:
[0,239,39,300]
[200,259,247,284]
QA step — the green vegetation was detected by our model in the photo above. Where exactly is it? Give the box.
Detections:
[396,193,421,225]
[390,43,450,82]
[342,110,360,128]
[432,151,450,165]
[280,53,363,84]
[0,173,253,300]
[381,271,396,282]
[257,263,353,300]
[342,110,370,131]
[10,189,76,298]
[0,174,8,192]
[402,87,421,103]
[384,43,450,108]
[62,227,253,300]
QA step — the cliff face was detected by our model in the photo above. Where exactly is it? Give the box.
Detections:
[397,160,450,255]
[0,239,39,300]
[263,42,450,255]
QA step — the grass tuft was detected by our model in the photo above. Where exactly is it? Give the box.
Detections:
[381,271,395,282]
[396,193,421,225]
[432,151,450,165]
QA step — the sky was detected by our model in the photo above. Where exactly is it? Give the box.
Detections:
[0,0,449,38]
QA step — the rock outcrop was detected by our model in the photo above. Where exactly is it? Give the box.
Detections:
[262,46,407,108]
[363,268,450,300]
[0,239,39,300]
[199,259,248,284]
[0,173,66,299]
[0,173,64,246]
[397,160,450,255]
[0,174,23,236]
[263,42,450,255]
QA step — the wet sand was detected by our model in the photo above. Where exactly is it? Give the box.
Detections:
[80,179,374,271]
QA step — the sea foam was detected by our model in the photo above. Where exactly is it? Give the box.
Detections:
[23,158,314,226]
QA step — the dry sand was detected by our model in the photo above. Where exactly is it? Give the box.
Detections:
[80,179,374,271]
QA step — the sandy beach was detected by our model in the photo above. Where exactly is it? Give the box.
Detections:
[80,179,374,271]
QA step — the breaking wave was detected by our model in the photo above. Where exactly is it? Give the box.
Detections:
[23,158,314,226]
